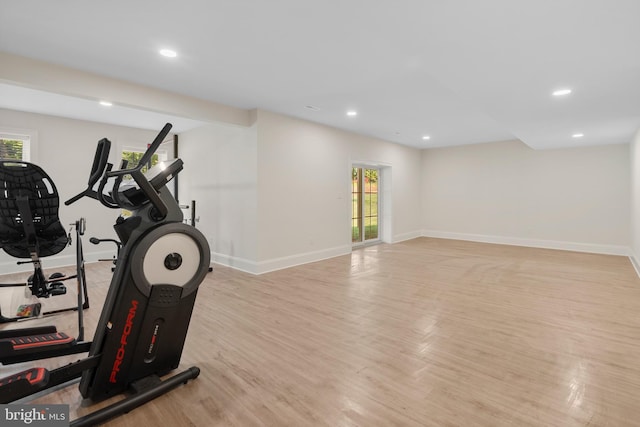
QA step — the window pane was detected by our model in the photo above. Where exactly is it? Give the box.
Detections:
[0,139,24,160]
[122,151,159,173]
[352,167,361,243]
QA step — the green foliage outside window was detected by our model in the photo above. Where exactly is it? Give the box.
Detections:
[121,150,159,174]
[120,150,160,181]
[351,168,378,183]
[0,139,24,160]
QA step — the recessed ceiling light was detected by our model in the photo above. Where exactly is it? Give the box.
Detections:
[159,49,177,58]
[346,111,357,117]
[552,89,572,96]
[99,100,113,107]
[572,133,584,138]
[422,135,431,140]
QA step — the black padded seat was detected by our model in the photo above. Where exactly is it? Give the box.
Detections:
[0,161,68,258]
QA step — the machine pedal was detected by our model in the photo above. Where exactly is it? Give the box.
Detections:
[1,331,75,351]
[0,367,49,387]
[0,367,50,403]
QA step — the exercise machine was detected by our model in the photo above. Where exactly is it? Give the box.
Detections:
[0,160,89,322]
[0,123,211,426]
[0,215,91,365]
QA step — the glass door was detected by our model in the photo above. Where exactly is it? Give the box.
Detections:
[352,167,379,245]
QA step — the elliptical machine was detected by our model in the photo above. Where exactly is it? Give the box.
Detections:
[0,123,211,426]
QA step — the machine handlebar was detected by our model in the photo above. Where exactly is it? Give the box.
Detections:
[65,123,174,219]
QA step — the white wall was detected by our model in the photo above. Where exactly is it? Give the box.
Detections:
[2,107,633,276]
[630,129,640,271]
[0,108,168,272]
[421,140,630,254]
[255,110,423,273]
[178,122,258,273]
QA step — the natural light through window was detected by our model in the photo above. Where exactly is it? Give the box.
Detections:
[0,132,31,161]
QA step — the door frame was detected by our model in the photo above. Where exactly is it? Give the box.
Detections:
[351,163,390,248]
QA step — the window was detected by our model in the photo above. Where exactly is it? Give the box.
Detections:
[121,149,161,173]
[120,146,168,181]
[120,137,175,199]
[0,133,31,161]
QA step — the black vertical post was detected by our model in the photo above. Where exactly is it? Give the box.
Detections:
[76,219,85,342]
[173,134,179,203]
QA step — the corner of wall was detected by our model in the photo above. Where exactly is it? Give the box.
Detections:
[248,109,259,126]
[392,231,422,243]
[254,245,352,275]
[211,251,259,275]
[629,251,640,279]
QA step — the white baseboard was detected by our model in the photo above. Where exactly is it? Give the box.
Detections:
[421,230,630,257]
[211,252,258,275]
[392,231,423,244]
[256,245,352,274]
[213,244,352,275]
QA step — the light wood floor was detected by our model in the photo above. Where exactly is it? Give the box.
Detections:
[2,237,640,426]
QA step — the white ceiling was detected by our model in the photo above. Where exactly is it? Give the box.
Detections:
[1,0,639,149]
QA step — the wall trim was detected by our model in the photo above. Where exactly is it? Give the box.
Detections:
[211,252,258,275]
[392,231,423,244]
[214,244,352,275]
[256,244,352,275]
[421,229,630,256]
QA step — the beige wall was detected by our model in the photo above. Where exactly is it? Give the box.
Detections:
[255,110,423,272]
[421,140,630,254]
[178,122,258,273]
[1,52,635,274]
[1,106,633,275]
[0,107,425,275]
